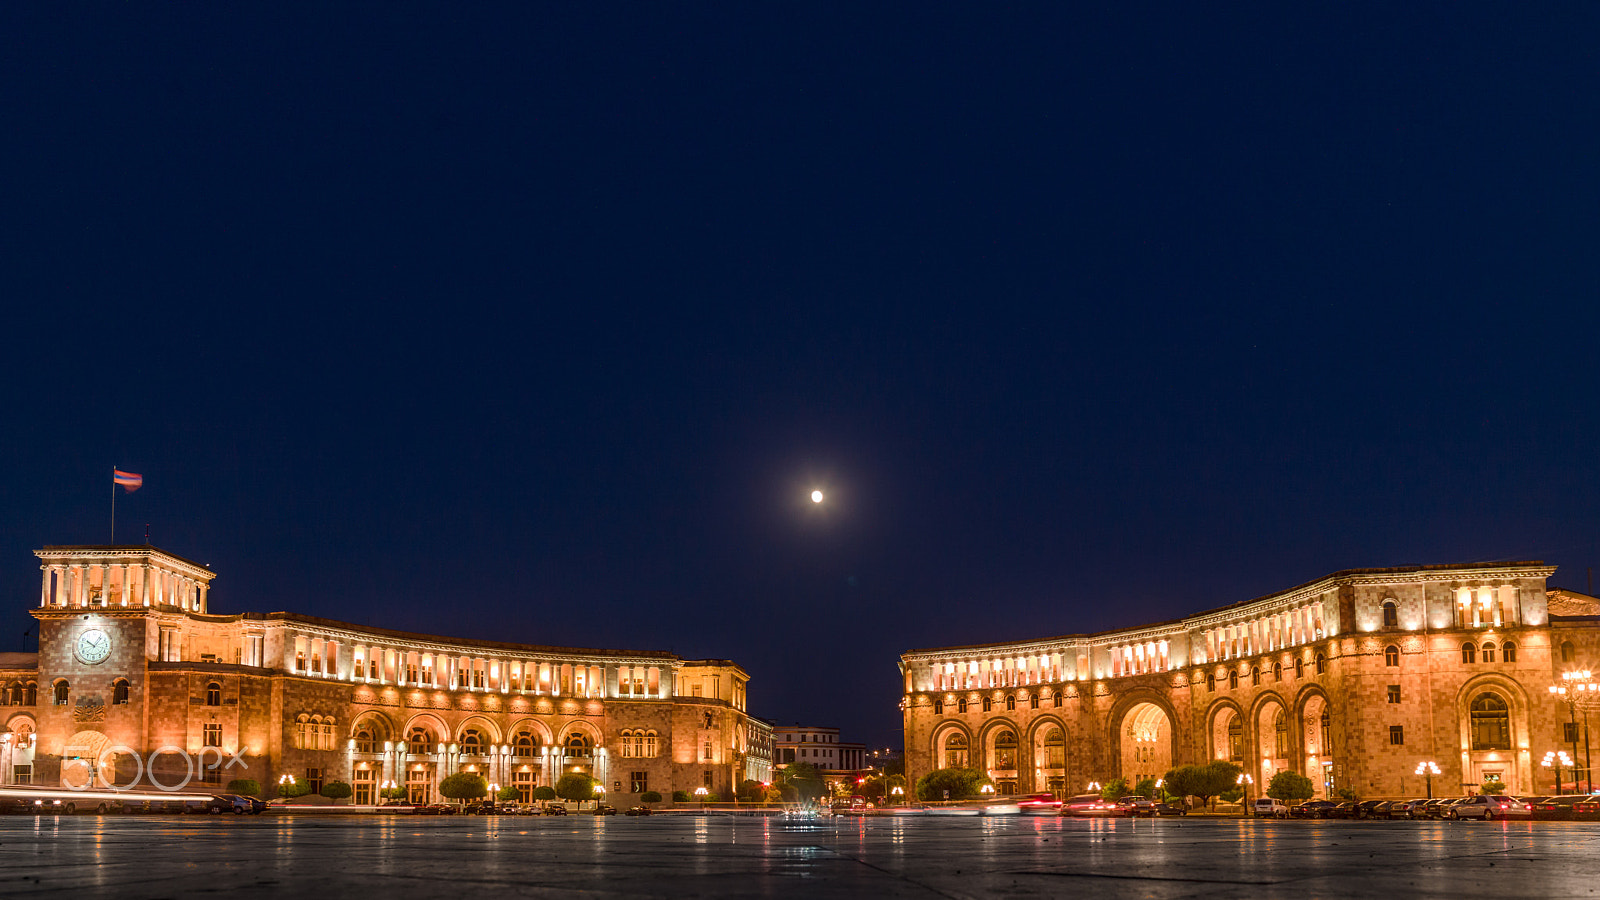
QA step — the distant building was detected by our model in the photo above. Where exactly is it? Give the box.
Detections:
[772,724,868,793]
[0,543,766,805]
[900,562,1600,800]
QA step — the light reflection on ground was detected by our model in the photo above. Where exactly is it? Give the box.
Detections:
[1,814,1597,898]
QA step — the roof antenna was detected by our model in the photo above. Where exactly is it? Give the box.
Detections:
[145,523,151,544]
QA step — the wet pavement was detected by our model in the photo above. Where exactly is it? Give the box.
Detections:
[1,813,1598,898]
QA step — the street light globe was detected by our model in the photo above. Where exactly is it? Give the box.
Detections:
[811,490,824,504]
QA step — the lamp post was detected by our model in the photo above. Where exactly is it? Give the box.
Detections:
[1414,761,1440,799]
[1551,671,1598,793]
[1236,773,1254,812]
[890,785,904,808]
[694,786,708,809]
[1543,750,1574,795]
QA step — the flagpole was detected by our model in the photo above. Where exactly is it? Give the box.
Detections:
[111,466,116,543]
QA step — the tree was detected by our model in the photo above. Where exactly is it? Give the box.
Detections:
[1266,771,1314,803]
[1132,777,1158,799]
[1161,766,1198,802]
[278,779,312,799]
[914,767,992,802]
[855,778,886,802]
[439,773,489,804]
[640,791,663,804]
[320,781,353,803]
[672,790,691,803]
[497,785,520,802]
[532,786,556,801]
[1099,778,1129,801]
[227,779,261,798]
[736,779,766,803]
[779,762,828,802]
[1165,761,1242,810]
[555,773,597,801]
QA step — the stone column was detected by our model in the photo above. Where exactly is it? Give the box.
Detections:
[198,583,208,613]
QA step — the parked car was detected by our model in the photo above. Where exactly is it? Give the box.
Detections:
[624,805,653,816]
[1330,801,1359,819]
[542,803,568,816]
[1291,800,1339,819]
[1568,795,1600,821]
[594,804,617,816]
[1061,794,1121,817]
[415,803,456,815]
[1252,798,1290,819]
[1388,799,1429,820]
[1449,795,1530,821]
[1017,793,1062,815]
[1530,796,1579,821]
[1153,801,1188,817]
[208,794,253,815]
[1354,800,1387,819]
[469,801,501,815]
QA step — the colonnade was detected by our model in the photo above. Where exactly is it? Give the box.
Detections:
[38,562,208,612]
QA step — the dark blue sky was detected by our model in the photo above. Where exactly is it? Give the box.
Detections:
[3,5,1596,748]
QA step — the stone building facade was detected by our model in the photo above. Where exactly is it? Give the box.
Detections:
[899,562,1600,801]
[0,544,761,804]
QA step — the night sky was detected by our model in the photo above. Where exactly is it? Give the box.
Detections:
[3,5,1597,750]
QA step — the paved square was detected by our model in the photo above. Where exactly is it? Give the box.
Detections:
[1,814,1598,898]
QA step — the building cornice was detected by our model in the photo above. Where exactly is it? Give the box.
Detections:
[36,545,216,582]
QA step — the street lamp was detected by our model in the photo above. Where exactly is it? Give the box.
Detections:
[890,785,903,807]
[694,786,708,809]
[1543,750,1574,795]
[1414,761,1440,799]
[1237,773,1254,810]
[1551,671,1598,793]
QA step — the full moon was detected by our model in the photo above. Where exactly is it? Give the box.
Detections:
[810,490,824,503]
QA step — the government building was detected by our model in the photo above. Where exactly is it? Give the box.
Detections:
[0,544,774,803]
[899,562,1600,800]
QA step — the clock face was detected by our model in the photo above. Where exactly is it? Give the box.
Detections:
[76,629,112,665]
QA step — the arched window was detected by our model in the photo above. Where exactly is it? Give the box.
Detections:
[53,681,69,705]
[1206,673,1216,692]
[1044,728,1065,768]
[1030,693,1039,710]
[957,698,968,714]
[1005,695,1015,711]
[1561,641,1576,663]
[994,730,1018,769]
[206,682,221,706]
[296,714,311,749]
[702,711,714,729]
[1251,666,1261,686]
[1461,642,1476,664]
[1273,661,1283,682]
[460,728,483,755]
[1294,658,1304,679]
[1384,645,1400,667]
[1314,653,1326,675]
[1227,716,1244,760]
[944,733,969,768]
[320,717,336,751]
[355,728,375,753]
[643,730,658,758]
[2,682,17,705]
[1502,641,1517,663]
[514,731,536,758]
[408,726,434,755]
[982,697,992,713]
[1481,642,1496,664]
[1274,709,1291,758]
[112,679,130,705]
[1470,693,1511,750]
[1381,600,1398,628]
[1052,691,1063,707]
[24,682,36,706]
[565,731,592,759]
[1228,671,1239,690]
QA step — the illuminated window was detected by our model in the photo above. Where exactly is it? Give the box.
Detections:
[1470,693,1510,750]
[1294,659,1304,679]
[1389,725,1404,746]
[702,741,713,761]
[1561,641,1576,663]
[1052,691,1063,707]
[460,729,484,755]
[630,771,648,794]
[1251,666,1260,687]
[933,699,944,714]
[1005,695,1015,711]
[1044,728,1065,768]
[112,679,130,705]
[1030,694,1039,710]
[1384,646,1399,667]
[408,726,433,755]
[1502,641,1517,663]
[1206,673,1216,692]
[1273,662,1282,682]
[1481,643,1496,663]
[206,682,221,706]
[1381,601,1398,628]
[1274,710,1291,757]
[981,697,992,713]
[993,730,1018,769]
[957,698,968,714]
[203,723,222,747]
[1461,642,1476,664]
[54,681,69,705]
[355,728,375,754]
[295,715,311,749]
[1386,685,1401,704]
[1314,653,1326,675]
[944,733,968,768]
[1228,671,1239,690]
[1227,717,1243,760]
[565,732,592,759]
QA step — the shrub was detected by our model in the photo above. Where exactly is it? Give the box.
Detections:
[704,793,720,802]
[497,786,520,802]
[555,773,597,801]
[278,779,313,799]
[380,787,409,801]
[438,773,489,802]
[320,781,353,801]
[1132,777,1158,800]
[1479,778,1507,795]
[532,786,556,801]
[736,779,765,802]
[914,767,992,802]
[1099,778,1129,801]
[1266,771,1315,803]
[640,791,662,804]
[672,790,691,803]
[226,779,261,798]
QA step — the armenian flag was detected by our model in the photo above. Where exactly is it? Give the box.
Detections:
[113,469,143,492]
